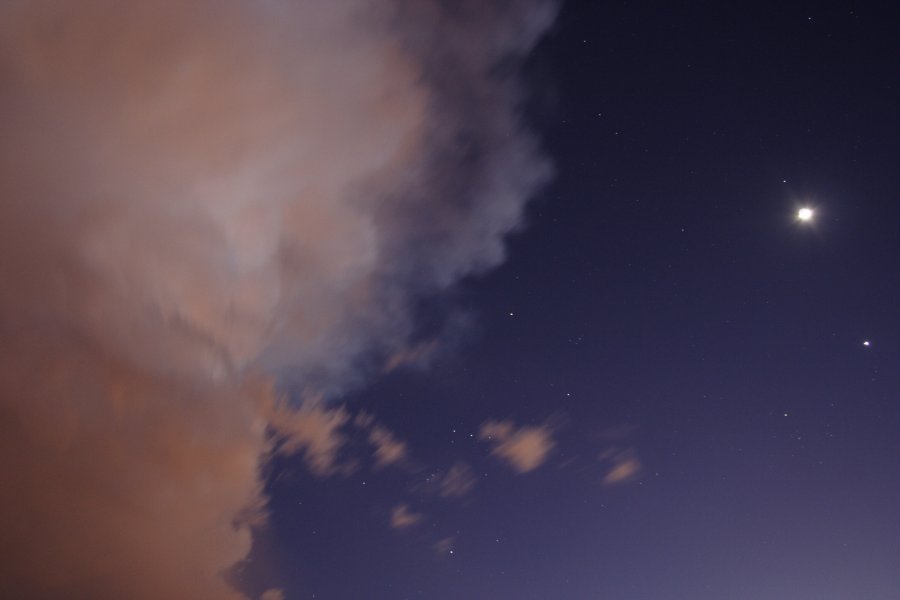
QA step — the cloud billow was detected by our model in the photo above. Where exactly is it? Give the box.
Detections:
[0,1,555,598]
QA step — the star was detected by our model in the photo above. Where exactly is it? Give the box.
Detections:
[797,207,814,221]
[863,340,871,347]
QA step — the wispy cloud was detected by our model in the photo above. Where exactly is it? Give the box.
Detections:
[434,537,456,557]
[383,340,439,372]
[369,426,408,469]
[479,420,556,473]
[353,412,409,469]
[440,462,478,498]
[600,448,642,486]
[269,402,351,476]
[390,504,424,529]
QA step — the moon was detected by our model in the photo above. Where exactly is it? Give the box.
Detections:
[797,207,814,221]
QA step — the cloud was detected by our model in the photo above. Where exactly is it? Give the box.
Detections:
[260,590,285,600]
[390,504,424,529]
[383,340,440,372]
[414,462,478,499]
[268,402,351,476]
[600,449,642,486]
[479,420,556,473]
[368,426,408,469]
[351,412,408,469]
[0,0,555,598]
[267,405,410,475]
[434,537,456,556]
[440,462,478,498]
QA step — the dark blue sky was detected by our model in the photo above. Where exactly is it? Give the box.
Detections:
[242,2,899,598]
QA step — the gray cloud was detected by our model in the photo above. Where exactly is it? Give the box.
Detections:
[0,1,555,598]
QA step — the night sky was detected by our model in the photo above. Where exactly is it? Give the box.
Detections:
[1,2,898,600]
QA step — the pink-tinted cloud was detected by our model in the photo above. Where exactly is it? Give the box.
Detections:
[0,346,270,600]
[269,402,351,476]
[0,0,554,597]
[434,537,456,557]
[440,462,478,498]
[383,340,440,372]
[390,504,424,529]
[600,448,643,486]
[479,420,556,473]
[368,426,409,469]
[351,412,408,469]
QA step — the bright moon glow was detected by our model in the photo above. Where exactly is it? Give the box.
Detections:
[797,207,814,221]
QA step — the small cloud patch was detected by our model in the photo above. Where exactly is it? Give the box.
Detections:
[479,419,555,473]
[390,504,423,529]
[440,462,477,498]
[600,448,642,486]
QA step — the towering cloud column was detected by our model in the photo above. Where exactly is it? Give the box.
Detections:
[0,1,555,597]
